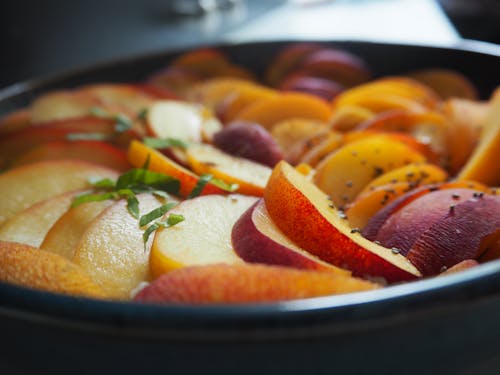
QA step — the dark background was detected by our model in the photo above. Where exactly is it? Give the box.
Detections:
[0,0,498,89]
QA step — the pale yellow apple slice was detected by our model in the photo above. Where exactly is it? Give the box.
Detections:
[0,160,119,226]
[146,100,222,143]
[186,142,272,196]
[73,193,170,299]
[0,190,80,247]
[150,194,257,278]
[264,161,421,283]
[457,88,500,185]
[41,199,114,259]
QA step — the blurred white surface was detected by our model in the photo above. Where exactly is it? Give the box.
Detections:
[225,0,461,45]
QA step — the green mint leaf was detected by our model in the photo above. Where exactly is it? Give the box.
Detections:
[114,114,132,132]
[152,190,170,199]
[143,137,188,150]
[89,177,116,189]
[66,132,109,141]
[188,174,213,199]
[142,222,160,244]
[166,213,185,226]
[137,108,148,121]
[89,106,109,118]
[139,202,177,227]
[210,177,239,192]
[116,168,180,195]
[71,191,118,208]
[126,194,140,219]
[142,153,151,170]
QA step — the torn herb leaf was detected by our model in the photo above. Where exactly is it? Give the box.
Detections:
[139,202,177,227]
[65,132,109,141]
[143,137,188,150]
[116,168,180,195]
[188,174,213,199]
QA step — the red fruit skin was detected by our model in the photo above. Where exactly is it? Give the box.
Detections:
[213,121,284,167]
[407,195,500,276]
[279,74,344,101]
[372,188,479,256]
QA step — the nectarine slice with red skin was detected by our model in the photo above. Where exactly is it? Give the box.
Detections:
[439,260,479,275]
[235,92,332,130]
[329,105,375,132]
[408,69,478,100]
[299,131,343,167]
[0,160,119,226]
[150,194,256,278]
[373,188,482,256]
[457,88,500,186]
[147,66,203,97]
[186,143,272,197]
[0,108,31,135]
[127,140,226,198]
[12,140,131,172]
[264,161,421,283]
[407,195,500,276]
[0,241,106,298]
[278,74,344,101]
[314,134,426,208]
[134,263,379,304]
[232,199,350,274]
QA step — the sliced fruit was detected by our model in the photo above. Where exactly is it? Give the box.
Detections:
[0,190,79,247]
[299,131,343,167]
[264,161,421,282]
[41,200,114,259]
[235,92,332,130]
[271,118,329,157]
[457,89,500,185]
[408,69,478,100]
[147,66,203,97]
[134,263,379,304]
[329,105,375,132]
[372,188,481,256]
[150,194,256,278]
[213,121,283,167]
[0,108,31,134]
[0,160,118,226]
[278,74,344,101]
[127,140,225,198]
[0,241,106,298]
[232,199,350,274]
[186,143,272,196]
[407,195,500,275]
[73,193,167,299]
[11,140,131,171]
[314,135,426,208]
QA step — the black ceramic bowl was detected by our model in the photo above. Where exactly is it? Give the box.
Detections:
[1,41,500,375]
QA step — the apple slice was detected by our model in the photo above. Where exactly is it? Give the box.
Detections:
[0,160,118,226]
[0,241,107,298]
[134,263,379,304]
[150,194,257,278]
[12,140,131,171]
[0,190,79,247]
[407,195,500,275]
[41,199,114,259]
[146,100,222,143]
[186,143,272,196]
[232,199,350,274]
[73,193,169,299]
[264,161,421,283]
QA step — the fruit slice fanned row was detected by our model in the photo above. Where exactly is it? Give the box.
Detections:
[0,43,498,305]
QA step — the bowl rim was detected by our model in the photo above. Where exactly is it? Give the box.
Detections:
[1,39,500,338]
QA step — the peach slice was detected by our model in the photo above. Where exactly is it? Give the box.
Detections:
[30,90,101,123]
[147,66,203,97]
[0,190,78,247]
[265,42,322,87]
[278,74,344,101]
[358,162,448,196]
[73,193,167,299]
[185,77,255,109]
[232,199,349,274]
[408,69,478,100]
[235,92,332,130]
[0,160,118,226]
[146,100,222,143]
[329,105,375,132]
[134,263,379,304]
[127,140,225,198]
[150,194,256,278]
[299,131,343,167]
[271,118,329,157]
[407,195,500,275]
[11,140,131,171]
[212,121,283,167]
[457,89,500,185]
[0,241,106,298]
[372,188,481,256]
[439,259,479,275]
[0,108,31,135]
[186,143,272,197]
[264,161,421,282]
[41,200,114,259]
[314,135,426,208]
[442,98,488,174]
